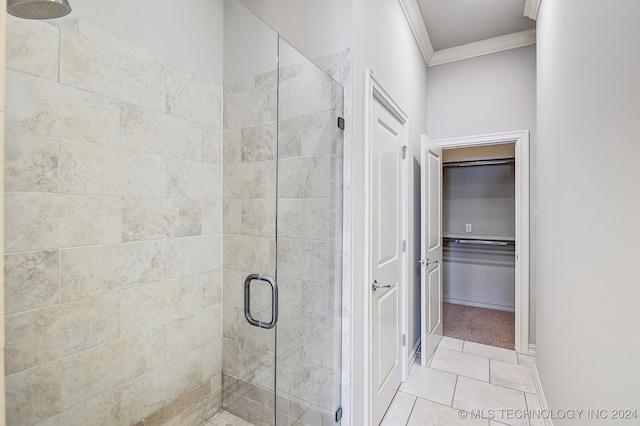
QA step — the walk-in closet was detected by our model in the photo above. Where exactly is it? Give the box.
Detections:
[442,144,516,349]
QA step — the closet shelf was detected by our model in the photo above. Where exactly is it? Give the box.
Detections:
[444,234,515,246]
[443,157,515,168]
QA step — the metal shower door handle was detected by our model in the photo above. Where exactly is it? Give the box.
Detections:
[244,274,278,329]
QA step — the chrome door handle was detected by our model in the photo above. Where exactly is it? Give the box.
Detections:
[244,274,278,329]
[418,259,439,266]
[372,280,392,291]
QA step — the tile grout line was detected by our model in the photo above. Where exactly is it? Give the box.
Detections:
[404,395,418,426]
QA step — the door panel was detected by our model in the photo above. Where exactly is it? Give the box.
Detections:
[370,98,405,425]
[420,136,443,366]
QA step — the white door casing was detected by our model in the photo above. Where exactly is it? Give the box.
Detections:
[420,135,443,366]
[432,131,531,354]
[367,71,408,426]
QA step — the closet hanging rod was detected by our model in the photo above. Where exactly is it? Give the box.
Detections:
[444,237,515,246]
[443,158,515,168]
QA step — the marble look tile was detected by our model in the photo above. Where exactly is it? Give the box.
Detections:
[399,365,457,406]
[408,398,488,426]
[5,294,120,374]
[439,336,464,352]
[121,349,203,426]
[6,16,59,80]
[277,277,303,321]
[524,393,545,426]
[301,110,341,156]
[203,126,223,164]
[430,348,490,382]
[76,21,153,61]
[463,342,518,364]
[5,361,63,426]
[241,199,276,237]
[5,192,121,253]
[121,103,203,160]
[202,269,223,308]
[59,31,165,110]
[165,61,222,128]
[490,360,537,394]
[453,377,527,426]
[223,85,276,130]
[59,139,167,196]
[302,198,337,241]
[122,197,202,242]
[6,70,120,145]
[120,275,205,336]
[203,199,223,235]
[278,198,303,239]
[223,200,242,234]
[167,158,221,198]
[302,281,339,324]
[5,131,59,192]
[278,156,335,198]
[165,235,222,279]
[166,306,221,360]
[59,327,166,409]
[223,161,273,199]
[241,122,276,162]
[223,129,241,165]
[36,387,121,426]
[279,71,332,120]
[221,268,248,309]
[278,117,302,159]
[517,354,536,368]
[5,250,59,314]
[224,77,254,96]
[46,16,79,34]
[60,241,166,301]
[202,340,223,382]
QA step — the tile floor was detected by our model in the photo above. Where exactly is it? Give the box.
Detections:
[381,337,543,426]
[207,337,543,426]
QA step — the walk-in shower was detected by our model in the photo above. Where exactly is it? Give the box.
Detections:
[4,0,344,425]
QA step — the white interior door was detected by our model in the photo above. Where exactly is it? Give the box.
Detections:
[420,135,443,366]
[370,97,405,425]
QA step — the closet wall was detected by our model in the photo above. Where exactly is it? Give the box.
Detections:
[442,145,516,311]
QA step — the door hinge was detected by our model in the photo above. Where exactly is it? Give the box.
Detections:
[335,406,343,422]
[402,240,407,253]
[402,145,407,159]
[402,334,407,346]
[337,117,345,130]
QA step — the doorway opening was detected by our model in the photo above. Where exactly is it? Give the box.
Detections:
[433,131,530,354]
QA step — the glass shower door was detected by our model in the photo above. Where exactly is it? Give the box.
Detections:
[222,2,343,424]
[274,38,344,425]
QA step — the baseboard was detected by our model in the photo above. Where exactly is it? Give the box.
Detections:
[528,343,536,356]
[533,365,554,426]
[408,337,420,374]
[443,296,515,312]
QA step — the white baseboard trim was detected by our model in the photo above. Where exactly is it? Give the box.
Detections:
[443,296,515,312]
[528,344,536,356]
[533,365,554,426]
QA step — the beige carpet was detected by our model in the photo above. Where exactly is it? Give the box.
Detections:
[443,303,515,350]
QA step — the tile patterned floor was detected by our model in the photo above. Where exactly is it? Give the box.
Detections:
[381,337,544,426]
[207,410,254,426]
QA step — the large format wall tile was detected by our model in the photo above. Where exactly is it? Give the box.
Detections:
[5,294,120,374]
[35,387,121,426]
[5,250,59,314]
[59,31,166,111]
[4,131,59,192]
[5,192,121,253]
[60,241,166,302]
[122,197,202,242]
[6,16,59,80]
[5,361,63,426]
[6,70,120,146]
[120,103,203,160]
[167,157,221,199]
[59,139,167,196]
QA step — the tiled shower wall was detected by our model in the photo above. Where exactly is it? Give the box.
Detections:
[4,16,223,426]
[221,55,345,425]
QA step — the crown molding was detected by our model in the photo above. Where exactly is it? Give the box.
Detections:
[398,0,537,68]
[523,0,542,20]
[429,29,536,66]
[398,0,434,65]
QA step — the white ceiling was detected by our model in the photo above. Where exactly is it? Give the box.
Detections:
[417,0,535,51]
[400,0,540,66]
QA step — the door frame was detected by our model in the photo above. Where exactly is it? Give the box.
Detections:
[363,69,410,423]
[433,130,530,354]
